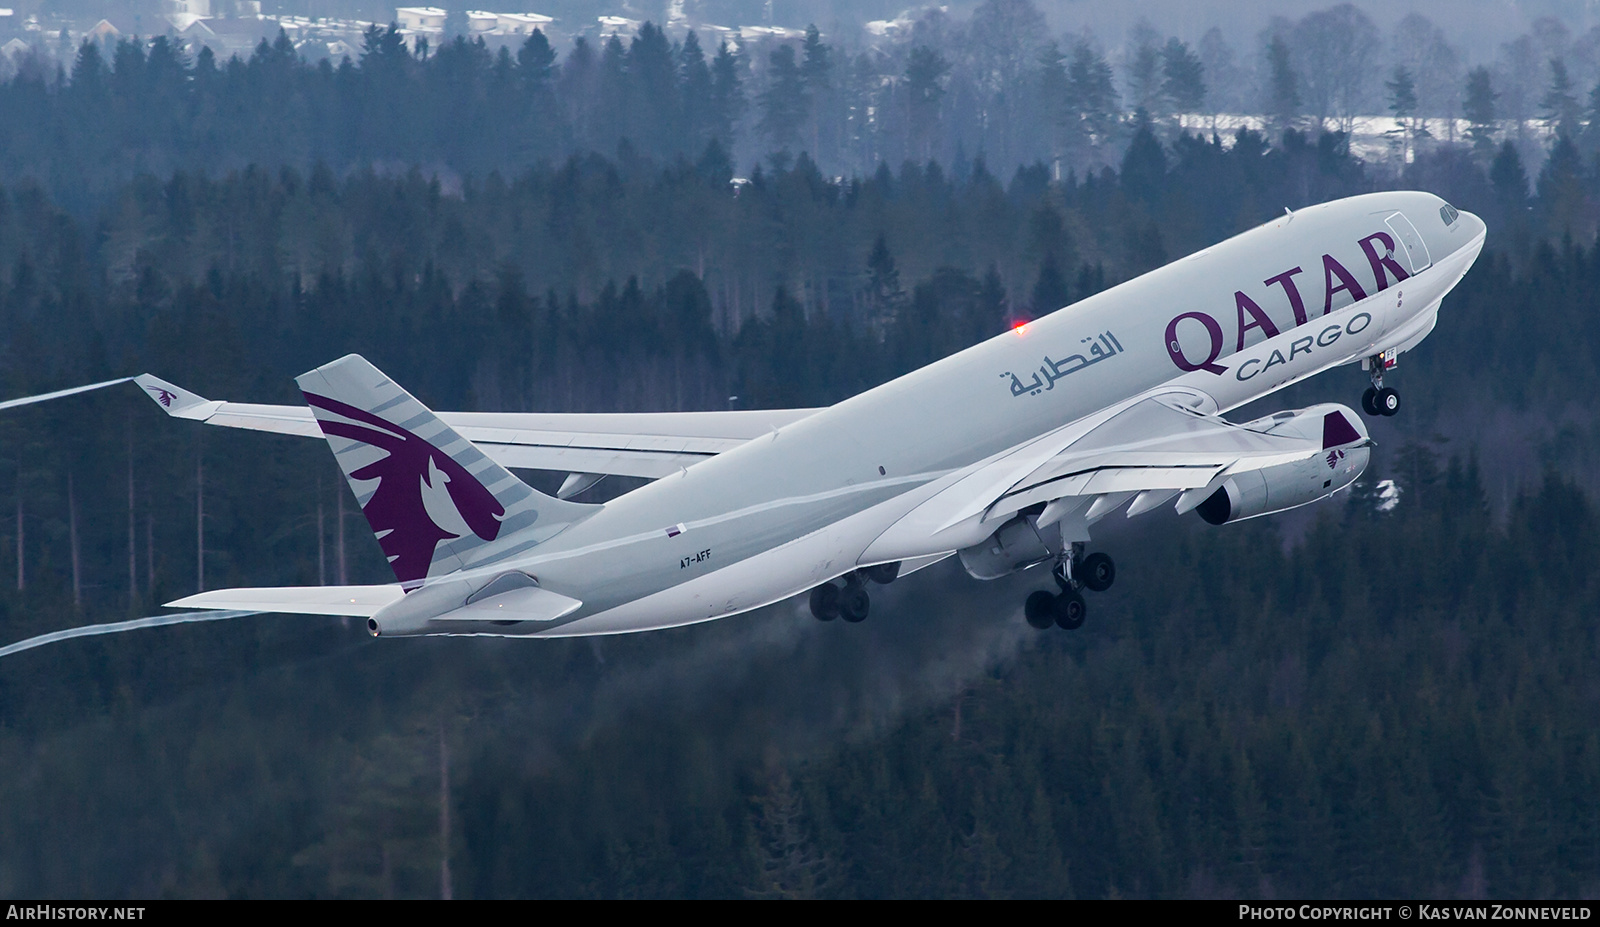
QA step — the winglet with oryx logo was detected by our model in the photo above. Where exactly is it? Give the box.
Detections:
[296,355,599,586]
[133,374,217,419]
[1321,409,1370,450]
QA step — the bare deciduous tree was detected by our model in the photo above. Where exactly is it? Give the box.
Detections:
[1292,4,1379,134]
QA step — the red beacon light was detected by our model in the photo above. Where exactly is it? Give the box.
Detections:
[1011,319,1031,336]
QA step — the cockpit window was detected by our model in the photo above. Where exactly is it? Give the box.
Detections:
[1440,204,1460,225]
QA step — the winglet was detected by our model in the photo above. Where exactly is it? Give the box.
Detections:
[133,374,218,420]
[1321,410,1363,449]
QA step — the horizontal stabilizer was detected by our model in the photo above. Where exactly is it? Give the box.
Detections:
[167,585,406,617]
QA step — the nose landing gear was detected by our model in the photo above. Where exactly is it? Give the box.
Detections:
[1361,352,1400,417]
[1026,544,1114,631]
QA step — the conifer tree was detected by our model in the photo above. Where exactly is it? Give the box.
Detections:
[865,233,905,336]
[800,25,832,162]
[1125,24,1162,115]
[1264,35,1301,138]
[1067,41,1118,158]
[1540,58,1579,138]
[1160,38,1205,118]
[759,44,808,156]
[1036,42,1069,172]
[1120,117,1167,204]
[1385,66,1427,163]
[679,31,715,154]
[905,45,949,163]
[517,29,555,93]
[1582,79,1600,153]
[710,41,745,155]
[626,23,679,155]
[1464,66,1499,159]
[1490,140,1528,205]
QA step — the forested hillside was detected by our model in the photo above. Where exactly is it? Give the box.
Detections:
[4,442,1598,898]
[2,12,1600,898]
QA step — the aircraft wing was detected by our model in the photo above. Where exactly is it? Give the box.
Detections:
[168,584,407,617]
[133,374,821,480]
[978,397,1328,525]
[882,395,1332,550]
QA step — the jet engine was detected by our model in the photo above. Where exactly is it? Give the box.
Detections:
[1194,404,1370,525]
[958,513,1061,580]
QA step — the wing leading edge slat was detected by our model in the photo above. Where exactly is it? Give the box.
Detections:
[867,395,1326,560]
[978,396,1322,526]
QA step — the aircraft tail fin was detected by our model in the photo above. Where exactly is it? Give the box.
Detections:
[296,355,597,586]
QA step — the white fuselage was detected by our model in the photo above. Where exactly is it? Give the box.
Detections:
[395,192,1486,638]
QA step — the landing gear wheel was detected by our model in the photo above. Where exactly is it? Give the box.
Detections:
[862,561,900,584]
[1376,387,1400,416]
[1055,591,1086,630]
[809,583,839,621]
[1080,552,1115,592]
[1025,591,1058,629]
[839,584,870,623]
[1361,387,1380,417]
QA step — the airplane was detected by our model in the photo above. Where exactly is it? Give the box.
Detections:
[43,191,1485,637]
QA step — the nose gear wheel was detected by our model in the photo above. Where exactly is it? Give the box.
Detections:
[1361,354,1400,417]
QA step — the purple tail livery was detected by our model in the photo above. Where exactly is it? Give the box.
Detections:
[296,355,594,585]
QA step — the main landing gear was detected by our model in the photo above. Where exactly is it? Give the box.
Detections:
[1361,351,1400,417]
[809,561,900,623]
[1025,544,1114,632]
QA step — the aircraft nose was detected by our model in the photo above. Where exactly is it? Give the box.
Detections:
[1457,209,1487,247]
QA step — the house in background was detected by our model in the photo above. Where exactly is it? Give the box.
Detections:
[395,6,445,35]
[180,14,275,59]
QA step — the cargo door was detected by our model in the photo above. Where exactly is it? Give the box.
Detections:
[1385,212,1432,273]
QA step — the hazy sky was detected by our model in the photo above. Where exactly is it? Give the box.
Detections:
[752,0,1594,63]
[1027,0,1589,60]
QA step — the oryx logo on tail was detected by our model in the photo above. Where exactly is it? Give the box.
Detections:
[303,392,504,583]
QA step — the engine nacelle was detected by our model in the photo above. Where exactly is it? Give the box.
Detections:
[1196,403,1370,525]
[958,513,1062,580]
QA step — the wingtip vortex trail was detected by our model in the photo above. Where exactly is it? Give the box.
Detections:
[0,609,266,660]
[0,376,134,413]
